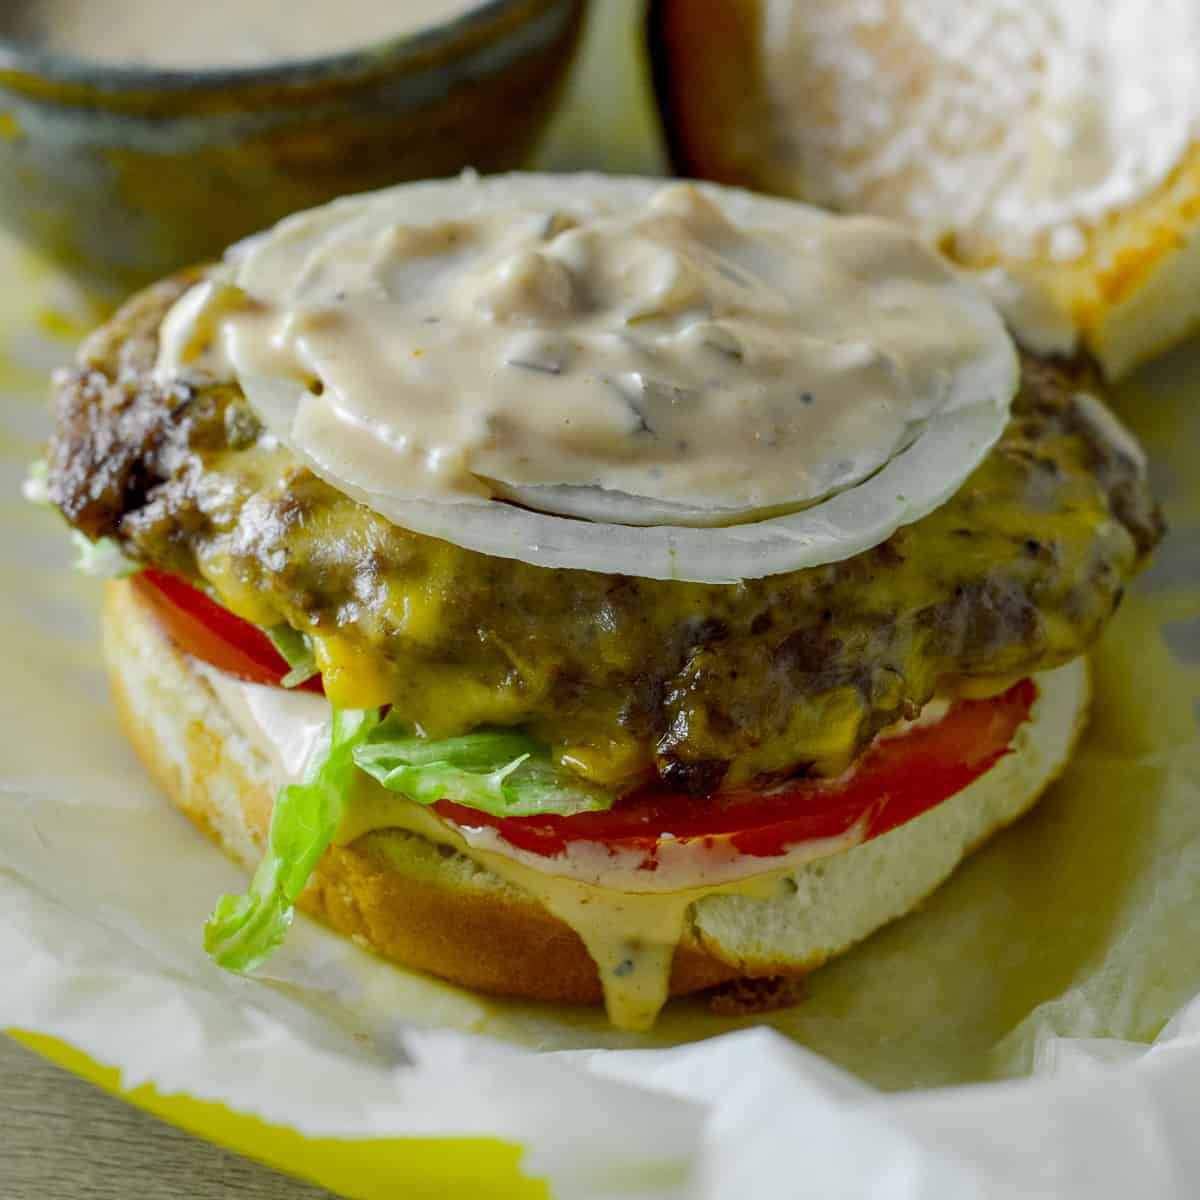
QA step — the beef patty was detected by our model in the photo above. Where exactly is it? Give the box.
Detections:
[47,271,1163,790]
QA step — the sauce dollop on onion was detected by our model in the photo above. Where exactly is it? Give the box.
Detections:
[157,173,1018,581]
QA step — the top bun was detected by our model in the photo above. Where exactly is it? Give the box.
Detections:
[651,0,1200,377]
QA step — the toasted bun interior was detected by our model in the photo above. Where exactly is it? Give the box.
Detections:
[103,579,1090,1005]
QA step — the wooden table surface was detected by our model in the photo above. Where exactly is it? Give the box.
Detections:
[0,1036,337,1199]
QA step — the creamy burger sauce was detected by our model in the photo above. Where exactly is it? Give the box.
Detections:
[0,0,477,67]
[157,177,1014,524]
[194,661,860,1030]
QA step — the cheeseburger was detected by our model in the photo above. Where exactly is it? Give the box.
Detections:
[39,175,1161,1029]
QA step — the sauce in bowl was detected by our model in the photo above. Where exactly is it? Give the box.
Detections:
[0,0,478,68]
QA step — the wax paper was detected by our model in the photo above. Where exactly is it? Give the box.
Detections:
[2,4,1200,1197]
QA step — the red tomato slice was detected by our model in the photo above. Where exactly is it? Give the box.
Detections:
[434,679,1036,861]
[131,569,324,694]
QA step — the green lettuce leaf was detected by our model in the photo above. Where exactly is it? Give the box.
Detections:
[265,624,319,688]
[69,531,137,579]
[22,458,51,507]
[204,707,380,972]
[26,458,137,579]
[353,716,615,818]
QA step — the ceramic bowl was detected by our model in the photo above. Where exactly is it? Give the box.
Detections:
[0,0,585,287]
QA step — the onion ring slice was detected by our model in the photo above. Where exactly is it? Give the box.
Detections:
[168,173,1019,582]
[240,370,1008,582]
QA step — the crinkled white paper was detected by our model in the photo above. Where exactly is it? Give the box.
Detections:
[3,4,1200,1193]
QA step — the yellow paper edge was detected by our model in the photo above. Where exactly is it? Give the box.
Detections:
[7,1029,549,1200]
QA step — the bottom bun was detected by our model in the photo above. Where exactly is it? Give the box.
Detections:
[103,579,1090,1006]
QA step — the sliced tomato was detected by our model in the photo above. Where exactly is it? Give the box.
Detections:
[434,679,1036,861]
[131,569,324,694]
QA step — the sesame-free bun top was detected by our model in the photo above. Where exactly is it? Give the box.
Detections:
[652,0,1200,377]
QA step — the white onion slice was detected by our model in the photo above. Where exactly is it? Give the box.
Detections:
[484,480,802,528]
[486,416,926,527]
[240,371,1007,583]
[171,174,1019,583]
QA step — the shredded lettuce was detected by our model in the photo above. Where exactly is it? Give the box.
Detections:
[265,624,319,688]
[353,716,614,818]
[22,458,51,507]
[70,531,137,579]
[26,458,137,578]
[206,711,616,972]
[204,707,380,972]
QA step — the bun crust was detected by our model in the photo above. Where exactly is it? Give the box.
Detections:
[651,0,1200,378]
[103,579,1090,1005]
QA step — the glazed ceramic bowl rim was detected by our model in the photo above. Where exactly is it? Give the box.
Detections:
[0,0,526,91]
